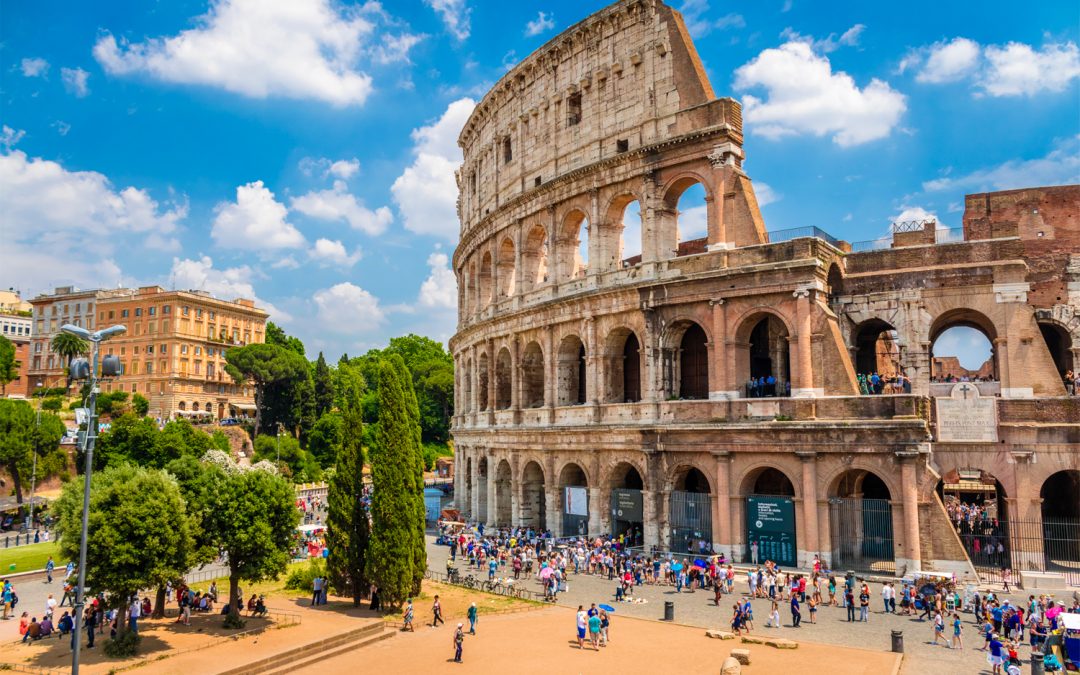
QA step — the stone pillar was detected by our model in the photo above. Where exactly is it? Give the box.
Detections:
[897,451,922,572]
[792,288,818,397]
[589,486,605,537]
[713,451,732,558]
[797,451,820,567]
[545,486,560,537]
[642,489,659,548]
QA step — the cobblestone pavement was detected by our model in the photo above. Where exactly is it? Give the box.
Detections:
[426,537,1066,674]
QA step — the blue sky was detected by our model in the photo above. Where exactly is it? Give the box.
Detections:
[2,0,1078,362]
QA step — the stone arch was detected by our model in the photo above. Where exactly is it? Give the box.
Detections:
[1037,321,1074,378]
[557,209,590,281]
[477,351,490,411]
[929,308,998,382]
[852,318,900,381]
[520,460,547,531]
[478,251,494,308]
[664,319,710,400]
[556,333,587,405]
[495,346,512,409]
[602,192,644,269]
[521,224,549,292]
[494,459,513,525]
[497,236,516,299]
[660,173,712,258]
[734,309,793,397]
[603,326,642,403]
[521,341,545,408]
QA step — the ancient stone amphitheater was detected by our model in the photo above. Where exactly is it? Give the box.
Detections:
[449,0,1080,582]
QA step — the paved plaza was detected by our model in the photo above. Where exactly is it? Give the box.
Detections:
[425,537,1057,674]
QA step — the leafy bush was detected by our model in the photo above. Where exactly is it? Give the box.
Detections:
[285,557,329,592]
[103,629,141,657]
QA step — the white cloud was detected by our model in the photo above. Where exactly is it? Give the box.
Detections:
[734,41,907,147]
[905,38,1080,97]
[679,1,744,39]
[309,238,362,267]
[923,137,1080,193]
[93,0,375,106]
[524,12,555,37]
[0,141,186,293]
[170,255,290,322]
[780,24,864,53]
[313,282,385,333]
[981,41,1080,97]
[915,37,980,83]
[61,67,90,97]
[290,180,392,236]
[391,97,475,240]
[211,181,306,252]
[418,251,456,308]
[425,0,470,41]
[754,181,780,206]
[21,57,49,78]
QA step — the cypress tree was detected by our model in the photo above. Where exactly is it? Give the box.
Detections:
[366,355,425,608]
[326,397,370,605]
[390,356,427,595]
[313,352,334,417]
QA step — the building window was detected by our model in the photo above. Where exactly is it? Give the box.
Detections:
[567,93,582,126]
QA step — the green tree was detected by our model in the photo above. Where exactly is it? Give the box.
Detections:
[266,321,305,356]
[0,399,65,511]
[313,352,334,417]
[366,355,426,607]
[325,397,370,605]
[0,335,18,395]
[307,412,343,468]
[132,393,150,416]
[53,465,193,647]
[203,467,300,626]
[224,343,309,438]
[50,332,89,385]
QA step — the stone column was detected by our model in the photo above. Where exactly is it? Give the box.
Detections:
[642,489,659,548]
[797,451,820,567]
[896,451,922,572]
[713,451,732,558]
[792,288,818,397]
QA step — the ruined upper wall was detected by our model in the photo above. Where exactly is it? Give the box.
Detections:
[456,0,728,233]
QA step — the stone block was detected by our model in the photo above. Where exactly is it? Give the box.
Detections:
[706,629,735,640]
[730,648,751,664]
[720,656,741,675]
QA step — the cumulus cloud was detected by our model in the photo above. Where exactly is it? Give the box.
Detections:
[0,138,186,292]
[21,57,49,78]
[734,41,906,147]
[92,0,377,106]
[923,136,1080,193]
[61,67,90,97]
[170,255,290,321]
[211,181,306,252]
[524,12,555,37]
[313,282,385,333]
[290,180,392,236]
[904,38,1080,97]
[309,238,362,267]
[678,0,743,39]
[425,0,470,41]
[391,97,475,240]
[418,251,456,308]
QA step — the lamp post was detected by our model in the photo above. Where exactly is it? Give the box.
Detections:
[62,323,126,675]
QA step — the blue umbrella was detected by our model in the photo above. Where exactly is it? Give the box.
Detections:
[599,604,615,612]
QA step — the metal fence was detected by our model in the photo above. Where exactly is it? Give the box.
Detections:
[828,498,896,574]
[956,517,1080,587]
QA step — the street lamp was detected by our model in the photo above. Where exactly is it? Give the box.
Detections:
[63,323,125,675]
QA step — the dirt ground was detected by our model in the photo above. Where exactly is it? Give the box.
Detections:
[300,604,902,675]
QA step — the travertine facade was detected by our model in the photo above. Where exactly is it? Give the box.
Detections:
[449,0,1080,579]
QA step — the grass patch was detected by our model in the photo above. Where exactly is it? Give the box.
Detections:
[0,540,64,574]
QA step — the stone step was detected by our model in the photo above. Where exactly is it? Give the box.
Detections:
[216,621,385,675]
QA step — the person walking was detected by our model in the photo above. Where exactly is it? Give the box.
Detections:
[432,595,444,627]
[467,602,477,635]
[452,623,464,663]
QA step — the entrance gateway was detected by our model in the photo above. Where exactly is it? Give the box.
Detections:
[746,495,797,567]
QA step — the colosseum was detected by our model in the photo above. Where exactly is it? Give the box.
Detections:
[448,0,1080,584]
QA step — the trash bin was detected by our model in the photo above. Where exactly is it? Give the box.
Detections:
[890,630,903,653]
[664,601,674,621]
[1031,651,1044,675]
